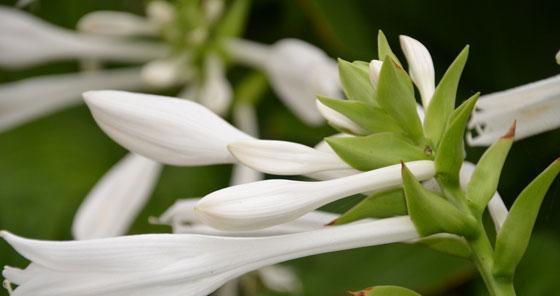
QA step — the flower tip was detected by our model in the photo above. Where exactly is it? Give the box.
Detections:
[325,219,337,226]
[502,120,517,139]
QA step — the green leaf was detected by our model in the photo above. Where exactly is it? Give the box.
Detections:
[493,159,560,278]
[338,59,376,103]
[376,58,424,144]
[402,163,477,237]
[415,234,472,259]
[326,133,429,171]
[466,123,515,216]
[434,93,479,184]
[377,30,402,66]
[317,96,404,135]
[423,46,469,147]
[215,0,251,38]
[334,189,407,225]
[351,285,421,296]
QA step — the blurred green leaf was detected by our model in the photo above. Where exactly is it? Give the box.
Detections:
[493,159,560,278]
[215,0,251,38]
[334,189,407,225]
[326,133,429,171]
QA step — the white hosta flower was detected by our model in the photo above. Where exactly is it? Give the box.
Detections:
[368,59,383,89]
[77,11,158,37]
[316,99,368,135]
[196,160,435,231]
[0,68,144,132]
[141,58,187,88]
[226,38,340,125]
[399,35,435,107]
[228,139,352,175]
[467,74,560,146]
[83,90,253,165]
[0,6,166,69]
[258,265,301,293]
[198,54,233,116]
[1,215,418,296]
[72,154,162,240]
[459,162,508,231]
[159,198,338,236]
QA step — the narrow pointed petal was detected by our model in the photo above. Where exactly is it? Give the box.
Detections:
[77,11,158,37]
[227,38,340,125]
[0,7,166,69]
[368,59,383,89]
[83,90,252,165]
[228,139,351,175]
[468,74,560,146]
[196,160,435,231]
[0,68,144,132]
[316,100,368,134]
[399,35,435,107]
[199,54,233,116]
[72,154,162,240]
[2,216,418,296]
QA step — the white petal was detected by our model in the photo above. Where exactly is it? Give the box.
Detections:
[0,68,144,132]
[196,160,435,230]
[146,0,176,29]
[399,35,435,107]
[258,265,301,293]
[233,103,259,137]
[0,7,166,69]
[556,49,560,65]
[316,99,368,134]
[140,58,188,88]
[228,139,351,175]
[368,59,383,90]
[227,38,340,125]
[83,90,253,165]
[468,74,560,146]
[72,153,162,240]
[2,216,418,296]
[199,54,233,116]
[77,11,157,37]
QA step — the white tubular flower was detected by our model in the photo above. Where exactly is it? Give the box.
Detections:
[467,74,560,146]
[228,139,352,175]
[199,54,233,116]
[368,59,383,89]
[459,162,508,231]
[399,35,435,107]
[316,99,368,135]
[196,160,435,231]
[83,90,253,166]
[0,68,144,132]
[258,265,301,293]
[141,58,186,88]
[1,216,418,296]
[77,11,158,37]
[0,6,166,69]
[158,198,338,236]
[226,38,340,125]
[72,154,162,240]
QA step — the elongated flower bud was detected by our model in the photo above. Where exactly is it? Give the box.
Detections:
[83,90,252,165]
[368,59,383,89]
[1,216,418,296]
[316,100,368,135]
[72,154,162,239]
[399,35,435,107]
[196,160,435,231]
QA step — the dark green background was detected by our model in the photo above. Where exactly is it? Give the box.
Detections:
[0,0,559,295]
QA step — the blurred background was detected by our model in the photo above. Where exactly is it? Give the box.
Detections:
[0,0,559,295]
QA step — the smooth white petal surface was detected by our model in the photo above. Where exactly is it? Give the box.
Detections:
[399,35,435,107]
[159,198,338,236]
[0,68,144,132]
[368,59,383,90]
[0,6,166,69]
[227,38,340,125]
[196,160,435,230]
[72,154,162,240]
[228,139,351,175]
[77,11,157,37]
[83,90,252,165]
[316,100,368,135]
[468,74,560,146]
[2,216,418,296]
[230,103,264,184]
[199,54,233,116]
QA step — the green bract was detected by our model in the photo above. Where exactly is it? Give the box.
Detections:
[338,59,376,103]
[333,189,406,225]
[351,285,421,296]
[377,30,402,66]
